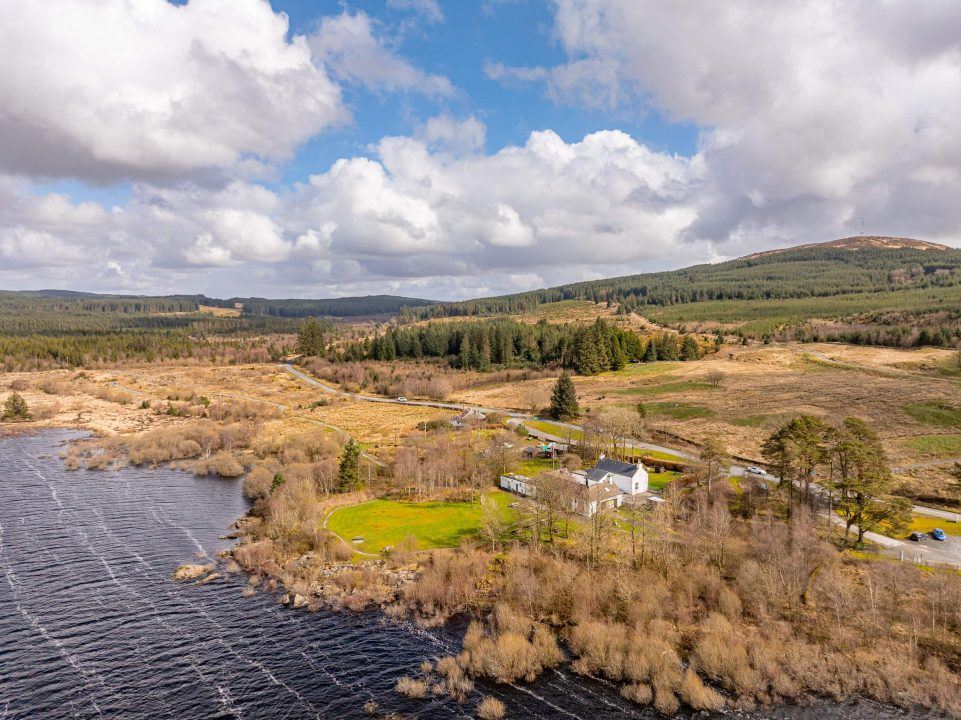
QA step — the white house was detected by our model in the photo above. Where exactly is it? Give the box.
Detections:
[584,456,649,496]
[499,469,623,517]
[499,473,534,496]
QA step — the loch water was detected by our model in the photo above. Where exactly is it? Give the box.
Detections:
[0,430,932,719]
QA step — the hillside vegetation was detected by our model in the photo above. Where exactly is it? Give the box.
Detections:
[404,237,961,347]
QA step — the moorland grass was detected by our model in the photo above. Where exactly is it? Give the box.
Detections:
[903,434,961,456]
[904,401,961,428]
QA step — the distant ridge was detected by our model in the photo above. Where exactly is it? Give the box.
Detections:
[408,234,961,320]
[747,235,949,259]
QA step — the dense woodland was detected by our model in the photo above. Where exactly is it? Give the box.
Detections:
[224,295,434,318]
[327,318,708,374]
[0,294,316,370]
[404,243,961,320]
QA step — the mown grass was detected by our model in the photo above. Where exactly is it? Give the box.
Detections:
[516,457,557,476]
[904,434,961,456]
[327,491,515,554]
[647,470,682,491]
[639,401,714,420]
[904,401,961,429]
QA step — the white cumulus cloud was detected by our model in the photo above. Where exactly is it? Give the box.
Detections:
[0,0,346,183]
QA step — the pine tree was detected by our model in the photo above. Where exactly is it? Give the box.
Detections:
[297,318,326,356]
[2,393,29,421]
[477,334,492,372]
[642,340,657,362]
[680,335,700,361]
[573,327,602,374]
[549,373,579,421]
[458,333,473,370]
[338,438,362,492]
[610,336,627,370]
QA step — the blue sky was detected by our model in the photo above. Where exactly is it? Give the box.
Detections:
[273,1,699,189]
[2,1,959,298]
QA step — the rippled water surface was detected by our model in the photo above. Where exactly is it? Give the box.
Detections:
[0,430,931,719]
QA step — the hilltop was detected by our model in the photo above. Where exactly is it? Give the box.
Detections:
[748,235,950,259]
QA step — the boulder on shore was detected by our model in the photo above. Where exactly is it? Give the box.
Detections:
[173,563,213,582]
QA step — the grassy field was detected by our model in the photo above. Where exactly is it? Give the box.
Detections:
[326,491,516,554]
[616,380,715,397]
[904,435,961,456]
[525,419,584,440]
[639,401,714,420]
[904,401,961,429]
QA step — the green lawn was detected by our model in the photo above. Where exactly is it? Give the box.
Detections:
[647,470,682,491]
[904,434,961,456]
[516,457,557,476]
[904,401,961,429]
[326,491,516,554]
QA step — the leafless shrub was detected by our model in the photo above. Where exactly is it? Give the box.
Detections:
[38,376,70,395]
[394,676,429,699]
[476,696,505,719]
[8,378,29,391]
[193,451,244,477]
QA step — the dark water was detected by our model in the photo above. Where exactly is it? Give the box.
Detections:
[0,430,932,719]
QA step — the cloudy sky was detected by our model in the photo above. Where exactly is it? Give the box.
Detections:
[2,0,961,300]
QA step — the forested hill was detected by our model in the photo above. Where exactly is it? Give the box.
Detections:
[224,295,435,318]
[0,290,435,319]
[405,236,961,320]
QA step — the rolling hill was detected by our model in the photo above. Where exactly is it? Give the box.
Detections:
[406,236,961,322]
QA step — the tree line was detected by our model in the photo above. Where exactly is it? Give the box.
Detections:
[304,317,708,375]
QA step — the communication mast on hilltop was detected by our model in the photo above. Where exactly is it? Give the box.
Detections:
[860,219,864,236]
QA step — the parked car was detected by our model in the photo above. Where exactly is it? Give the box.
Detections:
[908,531,925,542]
[746,466,765,475]
[396,396,407,403]
[931,528,948,541]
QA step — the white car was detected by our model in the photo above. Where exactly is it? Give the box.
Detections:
[746,466,765,475]
[396,396,408,403]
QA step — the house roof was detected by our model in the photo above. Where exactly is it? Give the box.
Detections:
[453,408,487,422]
[586,457,641,482]
[574,479,622,503]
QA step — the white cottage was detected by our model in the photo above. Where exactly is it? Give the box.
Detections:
[585,456,649,496]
